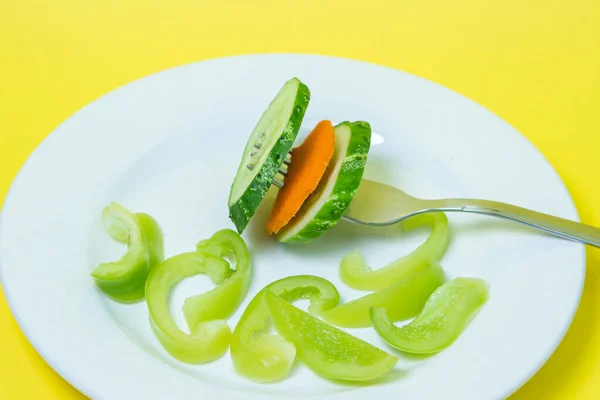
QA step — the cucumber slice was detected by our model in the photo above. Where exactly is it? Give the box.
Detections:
[277,121,371,243]
[228,78,310,233]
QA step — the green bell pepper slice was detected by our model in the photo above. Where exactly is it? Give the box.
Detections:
[145,229,251,364]
[340,212,450,291]
[371,278,488,354]
[182,229,251,332]
[230,275,339,383]
[322,262,445,328]
[91,202,164,303]
[266,290,398,381]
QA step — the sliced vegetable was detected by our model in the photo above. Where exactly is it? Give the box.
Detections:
[230,275,339,383]
[230,290,296,383]
[267,120,335,235]
[146,229,251,364]
[146,252,232,363]
[266,290,398,381]
[183,229,251,332]
[277,121,371,243]
[340,212,450,291]
[371,278,488,354]
[137,213,165,273]
[91,202,164,303]
[322,262,445,328]
[229,78,311,233]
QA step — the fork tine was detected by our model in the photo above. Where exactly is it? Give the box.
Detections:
[285,150,292,164]
[271,150,293,188]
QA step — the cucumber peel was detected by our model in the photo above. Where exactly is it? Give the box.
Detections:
[277,121,371,243]
[228,78,310,233]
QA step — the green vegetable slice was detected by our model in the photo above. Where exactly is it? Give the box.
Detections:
[266,290,398,381]
[322,262,445,328]
[371,278,488,354]
[183,229,251,332]
[340,212,450,291]
[91,202,164,303]
[146,229,251,364]
[230,275,339,383]
[229,78,310,233]
[277,121,371,243]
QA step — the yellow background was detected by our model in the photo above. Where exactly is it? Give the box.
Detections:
[1,0,598,398]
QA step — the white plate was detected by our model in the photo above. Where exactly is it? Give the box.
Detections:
[0,55,585,400]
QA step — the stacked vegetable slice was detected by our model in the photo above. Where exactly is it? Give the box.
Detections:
[277,121,371,243]
[228,78,371,243]
[266,120,335,235]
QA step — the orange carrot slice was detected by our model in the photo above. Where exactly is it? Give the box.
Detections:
[266,120,335,235]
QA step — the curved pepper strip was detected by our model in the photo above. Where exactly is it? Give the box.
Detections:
[340,212,450,291]
[266,290,398,381]
[230,275,339,383]
[322,262,445,328]
[371,278,488,354]
[91,202,164,303]
[182,229,251,332]
[145,229,251,364]
[146,252,232,363]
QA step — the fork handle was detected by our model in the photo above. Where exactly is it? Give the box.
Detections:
[430,199,600,248]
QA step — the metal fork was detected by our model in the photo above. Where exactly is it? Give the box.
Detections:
[273,163,600,248]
